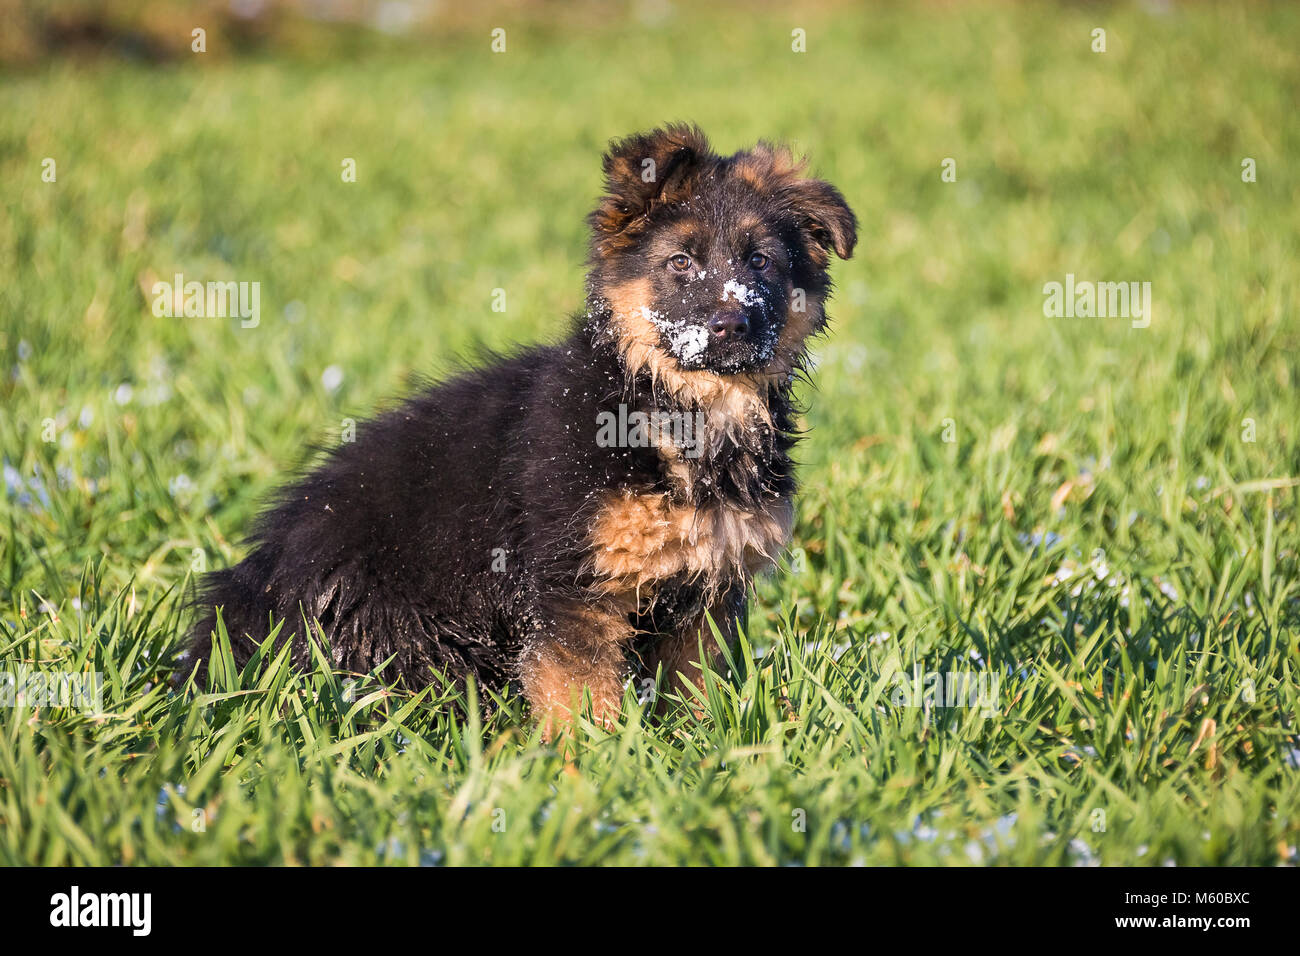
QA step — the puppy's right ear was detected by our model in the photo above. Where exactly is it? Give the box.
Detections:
[588,124,711,256]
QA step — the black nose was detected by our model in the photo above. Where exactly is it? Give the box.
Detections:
[707,310,749,342]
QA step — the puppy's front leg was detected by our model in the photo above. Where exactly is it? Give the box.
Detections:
[645,588,747,713]
[519,599,634,738]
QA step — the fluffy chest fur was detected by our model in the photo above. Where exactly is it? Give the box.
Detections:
[583,383,797,604]
[587,488,794,597]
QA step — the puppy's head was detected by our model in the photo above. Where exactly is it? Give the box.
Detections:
[587,124,856,386]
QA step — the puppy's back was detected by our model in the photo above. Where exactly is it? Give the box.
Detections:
[183,344,561,681]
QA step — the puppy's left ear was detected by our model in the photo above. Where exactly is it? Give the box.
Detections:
[783,178,857,260]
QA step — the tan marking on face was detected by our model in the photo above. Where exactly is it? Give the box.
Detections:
[601,278,785,432]
[657,219,705,249]
[587,490,794,597]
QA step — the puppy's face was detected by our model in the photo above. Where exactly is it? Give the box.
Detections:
[587,125,856,380]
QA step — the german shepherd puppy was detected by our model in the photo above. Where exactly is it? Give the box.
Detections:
[187,125,856,732]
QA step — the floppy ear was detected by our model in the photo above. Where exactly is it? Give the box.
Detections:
[588,124,711,254]
[782,177,857,261]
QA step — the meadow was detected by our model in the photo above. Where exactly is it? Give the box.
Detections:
[1,1,1297,865]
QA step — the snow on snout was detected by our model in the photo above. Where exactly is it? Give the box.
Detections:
[641,305,710,363]
[722,279,761,307]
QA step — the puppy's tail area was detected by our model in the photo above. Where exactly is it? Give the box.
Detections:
[176,555,276,689]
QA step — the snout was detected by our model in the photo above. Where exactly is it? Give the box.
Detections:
[707,309,750,343]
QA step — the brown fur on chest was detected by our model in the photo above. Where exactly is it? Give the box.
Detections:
[585,489,793,601]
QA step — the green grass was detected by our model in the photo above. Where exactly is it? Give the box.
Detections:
[1,0,1298,865]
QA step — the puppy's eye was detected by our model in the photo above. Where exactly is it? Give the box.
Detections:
[668,254,693,272]
[748,252,770,270]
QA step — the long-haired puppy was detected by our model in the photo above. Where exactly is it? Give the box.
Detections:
[187,125,856,732]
